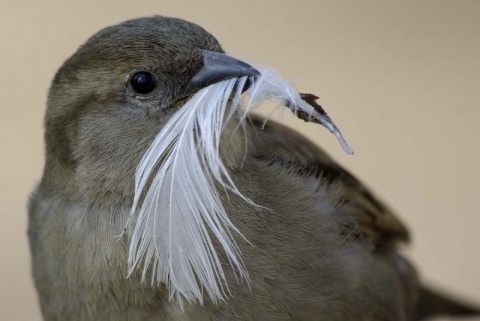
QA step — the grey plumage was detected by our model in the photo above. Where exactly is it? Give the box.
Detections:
[28,16,478,320]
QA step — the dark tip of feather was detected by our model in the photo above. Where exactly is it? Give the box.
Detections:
[284,93,354,155]
[299,93,325,115]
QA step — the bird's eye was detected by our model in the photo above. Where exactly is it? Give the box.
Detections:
[130,71,157,94]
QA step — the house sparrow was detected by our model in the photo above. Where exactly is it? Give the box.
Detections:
[28,16,478,321]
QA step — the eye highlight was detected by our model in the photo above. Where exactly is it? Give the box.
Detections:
[130,71,157,94]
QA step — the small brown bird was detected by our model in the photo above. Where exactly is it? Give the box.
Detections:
[28,16,478,321]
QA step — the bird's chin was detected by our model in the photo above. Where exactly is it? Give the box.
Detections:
[170,95,190,109]
[171,77,253,109]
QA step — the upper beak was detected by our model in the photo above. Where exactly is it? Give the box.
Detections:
[183,50,260,94]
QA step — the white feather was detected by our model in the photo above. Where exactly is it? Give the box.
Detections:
[124,64,352,306]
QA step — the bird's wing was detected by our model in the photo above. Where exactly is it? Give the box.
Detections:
[247,114,410,248]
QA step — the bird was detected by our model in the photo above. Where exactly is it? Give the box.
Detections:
[28,16,478,321]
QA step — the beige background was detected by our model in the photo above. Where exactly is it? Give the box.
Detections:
[1,0,479,320]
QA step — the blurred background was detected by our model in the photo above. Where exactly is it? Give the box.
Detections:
[1,0,479,320]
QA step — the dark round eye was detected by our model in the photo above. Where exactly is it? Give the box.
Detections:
[130,71,157,94]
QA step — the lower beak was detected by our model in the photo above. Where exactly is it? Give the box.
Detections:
[183,51,260,94]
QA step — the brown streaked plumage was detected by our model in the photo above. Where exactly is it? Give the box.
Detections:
[28,16,478,321]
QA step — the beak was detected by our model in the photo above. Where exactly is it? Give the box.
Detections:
[183,50,260,94]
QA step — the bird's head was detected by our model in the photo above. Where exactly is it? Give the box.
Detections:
[42,16,258,199]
